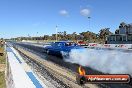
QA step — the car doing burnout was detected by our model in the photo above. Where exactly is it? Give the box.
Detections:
[43,41,83,57]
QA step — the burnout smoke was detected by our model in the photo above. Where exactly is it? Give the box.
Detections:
[63,49,132,75]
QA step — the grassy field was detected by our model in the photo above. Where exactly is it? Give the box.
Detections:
[0,72,6,88]
[0,46,6,88]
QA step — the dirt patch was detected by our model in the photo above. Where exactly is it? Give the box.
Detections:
[0,64,5,72]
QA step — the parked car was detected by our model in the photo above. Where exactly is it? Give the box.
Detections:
[43,41,83,57]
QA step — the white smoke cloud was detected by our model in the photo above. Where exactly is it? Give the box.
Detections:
[59,10,69,16]
[63,49,132,75]
[80,8,90,16]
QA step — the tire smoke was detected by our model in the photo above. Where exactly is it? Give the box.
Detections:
[63,49,132,75]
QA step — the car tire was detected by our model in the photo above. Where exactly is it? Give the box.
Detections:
[76,75,86,85]
[46,50,50,55]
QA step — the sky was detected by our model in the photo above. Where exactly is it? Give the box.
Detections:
[0,0,132,38]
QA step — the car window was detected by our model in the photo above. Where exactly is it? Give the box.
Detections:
[53,42,58,46]
[43,43,51,46]
[58,43,64,46]
[53,42,61,46]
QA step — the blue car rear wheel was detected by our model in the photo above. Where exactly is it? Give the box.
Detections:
[46,50,50,55]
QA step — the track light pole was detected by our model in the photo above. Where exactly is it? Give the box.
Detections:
[56,26,58,42]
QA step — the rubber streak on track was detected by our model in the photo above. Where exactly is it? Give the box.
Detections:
[12,42,132,88]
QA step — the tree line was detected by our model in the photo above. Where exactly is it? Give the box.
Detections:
[10,28,113,43]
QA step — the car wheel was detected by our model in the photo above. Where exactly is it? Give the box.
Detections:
[60,51,69,58]
[76,75,86,85]
[46,50,50,55]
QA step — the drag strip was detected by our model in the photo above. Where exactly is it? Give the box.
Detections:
[12,42,132,88]
[13,43,98,88]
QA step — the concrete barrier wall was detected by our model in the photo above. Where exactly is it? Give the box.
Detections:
[6,59,15,88]
[6,50,36,88]
[88,43,132,49]
[5,45,46,88]
[22,40,132,50]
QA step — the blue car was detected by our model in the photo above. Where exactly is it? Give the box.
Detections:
[43,41,83,57]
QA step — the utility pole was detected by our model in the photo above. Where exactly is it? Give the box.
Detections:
[88,17,91,42]
[88,17,91,30]
[37,32,38,43]
[56,26,58,42]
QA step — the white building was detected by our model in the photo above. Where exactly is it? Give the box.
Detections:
[107,22,132,44]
